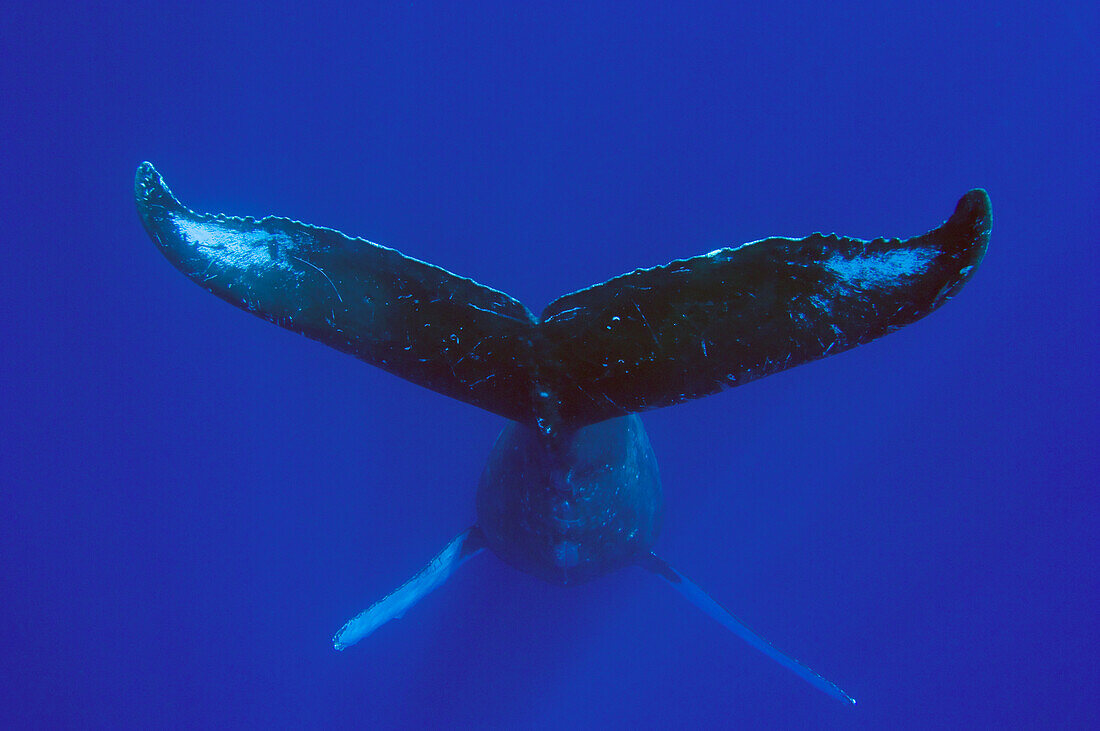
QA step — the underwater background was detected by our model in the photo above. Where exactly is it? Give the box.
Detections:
[1,2,1096,728]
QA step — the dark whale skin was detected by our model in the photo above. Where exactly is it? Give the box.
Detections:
[476,415,662,585]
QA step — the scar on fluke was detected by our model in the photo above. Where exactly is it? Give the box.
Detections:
[136,162,990,705]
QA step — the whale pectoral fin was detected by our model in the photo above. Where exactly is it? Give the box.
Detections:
[639,552,856,705]
[540,190,991,428]
[333,527,485,650]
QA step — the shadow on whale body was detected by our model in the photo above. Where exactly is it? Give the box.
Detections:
[135,161,991,705]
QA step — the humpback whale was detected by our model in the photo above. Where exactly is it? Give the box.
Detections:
[135,162,990,704]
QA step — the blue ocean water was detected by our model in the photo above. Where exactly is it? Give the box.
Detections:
[1,2,1096,728]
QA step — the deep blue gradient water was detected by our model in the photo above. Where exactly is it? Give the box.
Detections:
[2,3,1096,728]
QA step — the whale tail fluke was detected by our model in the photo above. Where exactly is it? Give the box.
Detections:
[137,162,989,436]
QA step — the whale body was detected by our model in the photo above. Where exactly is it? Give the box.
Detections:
[135,162,991,704]
[477,414,663,586]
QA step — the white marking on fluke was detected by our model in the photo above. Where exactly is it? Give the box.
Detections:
[822,247,937,290]
[174,217,299,276]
